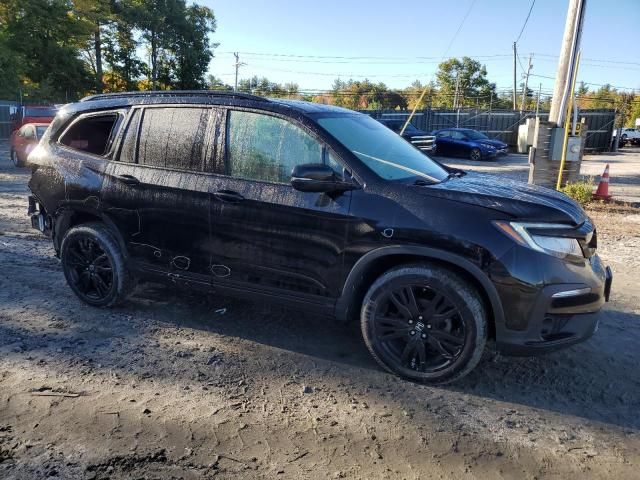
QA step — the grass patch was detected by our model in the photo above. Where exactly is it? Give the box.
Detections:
[561,178,594,206]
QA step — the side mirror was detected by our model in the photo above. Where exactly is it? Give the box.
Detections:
[290,163,358,193]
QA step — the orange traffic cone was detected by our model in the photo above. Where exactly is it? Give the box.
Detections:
[593,164,611,200]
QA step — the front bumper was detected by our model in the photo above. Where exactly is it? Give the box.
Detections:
[495,254,612,356]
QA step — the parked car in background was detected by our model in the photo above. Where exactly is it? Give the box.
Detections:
[377,118,434,152]
[27,91,611,384]
[432,128,508,160]
[10,123,50,167]
[10,105,58,132]
[613,128,640,146]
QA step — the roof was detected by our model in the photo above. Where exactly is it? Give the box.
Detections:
[268,98,355,115]
[67,91,357,117]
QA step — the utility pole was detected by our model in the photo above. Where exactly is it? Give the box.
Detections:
[535,83,542,116]
[520,55,533,114]
[549,0,587,125]
[453,72,460,109]
[233,52,246,92]
[512,42,517,110]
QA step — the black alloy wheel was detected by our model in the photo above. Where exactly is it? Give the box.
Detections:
[373,284,466,371]
[361,265,487,384]
[64,236,114,301]
[60,222,133,307]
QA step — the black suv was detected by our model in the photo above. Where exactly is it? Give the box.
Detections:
[27,91,612,384]
[376,118,433,152]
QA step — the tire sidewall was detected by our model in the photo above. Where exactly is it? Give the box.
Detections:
[361,266,486,384]
[470,148,482,161]
[60,224,124,307]
[10,149,21,167]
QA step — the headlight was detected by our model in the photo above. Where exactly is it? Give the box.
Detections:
[494,221,584,259]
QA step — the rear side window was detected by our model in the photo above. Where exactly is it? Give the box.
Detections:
[226,110,323,183]
[60,114,119,156]
[137,107,210,171]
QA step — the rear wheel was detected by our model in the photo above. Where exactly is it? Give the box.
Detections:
[430,143,438,156]
[60,222,133,307]
[469,148,482,161]
[361,264,487,384]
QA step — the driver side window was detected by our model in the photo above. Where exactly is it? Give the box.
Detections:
[227,110,340,184]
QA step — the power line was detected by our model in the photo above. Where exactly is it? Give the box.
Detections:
[440,0,477,59]
[515,0,536,44]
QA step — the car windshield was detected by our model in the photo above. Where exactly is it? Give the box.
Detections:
[318,114,448,183]
[463,130,489,140]
[25,107,57,117]
[36,125,48,137]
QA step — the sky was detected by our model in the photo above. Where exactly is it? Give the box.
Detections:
[202,0,640,97]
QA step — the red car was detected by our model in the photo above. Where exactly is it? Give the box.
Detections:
[10,105,57,132]
[10,123,50,167]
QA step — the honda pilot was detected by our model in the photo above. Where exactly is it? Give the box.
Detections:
[26,91,613,384]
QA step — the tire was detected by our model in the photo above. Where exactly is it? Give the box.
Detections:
[469,148,482,161]
[10,149,22,167]
[430,143,438,156]
[361,264,487,384]
[60,222,133,307]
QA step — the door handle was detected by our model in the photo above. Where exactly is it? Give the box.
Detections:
[115,174,140,185]
[213,190,244,203]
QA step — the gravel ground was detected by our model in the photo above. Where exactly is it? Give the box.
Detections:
[1,141,639,479]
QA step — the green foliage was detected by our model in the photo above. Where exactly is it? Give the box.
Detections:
[238,76,300,98]
[0,0,217,101]
[434,57,497,108]
[561,178,594,206]
[329,79,406,110]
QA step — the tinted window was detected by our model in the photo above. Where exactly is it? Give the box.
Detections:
[464,130,488,140]
[227,110,324,183]
[60,114,119,156]
[137,107,211,171]
[35,126,48,138]
[436,130,450,138]
[450,131,467,140]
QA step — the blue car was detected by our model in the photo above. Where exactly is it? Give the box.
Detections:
[432,128,508,161]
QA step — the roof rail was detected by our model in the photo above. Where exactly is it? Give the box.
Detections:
[80,90,268,103]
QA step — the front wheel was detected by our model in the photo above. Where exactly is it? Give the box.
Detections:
[60,222,133,307]
[10,149,21,167]
[361,264,487,384]
[469,148,482,161]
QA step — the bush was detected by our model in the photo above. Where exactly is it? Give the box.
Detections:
[561,178,594,206]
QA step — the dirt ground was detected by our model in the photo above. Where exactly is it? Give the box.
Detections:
[0,141,639,480]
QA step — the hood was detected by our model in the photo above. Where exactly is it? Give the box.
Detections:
[477,139,507,148]
[421,172,586,225]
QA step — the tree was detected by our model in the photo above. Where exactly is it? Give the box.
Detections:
[238,76,300,98]
[74,0,113,92]
[329,79,406,110]
[0,0,94,101]
[206,75,232,91]
[172,4,217,89]
[434,57,496,108]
